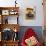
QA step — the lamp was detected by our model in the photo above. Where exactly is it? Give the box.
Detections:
[15,0,17,7]
[15,0,19,7]
[14,28,17,32]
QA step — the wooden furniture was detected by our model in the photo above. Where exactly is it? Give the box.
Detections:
[0,24,19,31]
[0,7,19,24]
[0,7,19,46]
[0,41,2,46]
[2,40,19,46]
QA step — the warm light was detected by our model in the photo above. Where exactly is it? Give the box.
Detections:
[11,10,14,11]
[16,4,19,7]
[14,29,17,32]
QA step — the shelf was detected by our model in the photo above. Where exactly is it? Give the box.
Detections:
[0,24,20,31]
[0,40,19,46]
[0,7,19,10]
[2,41,19,46]
[1,15,18,24]
[0,7,19,24]
[0,7,19,46]
[2,40,19,43]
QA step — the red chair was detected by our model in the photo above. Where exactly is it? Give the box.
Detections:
[21,28,41,46]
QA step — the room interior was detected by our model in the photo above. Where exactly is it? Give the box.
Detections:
[0,0,45,46]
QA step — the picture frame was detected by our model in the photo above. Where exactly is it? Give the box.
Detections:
[9,10,15,15]
[9,10,18,15]
[26,7,36,20]
[2,10,9,15]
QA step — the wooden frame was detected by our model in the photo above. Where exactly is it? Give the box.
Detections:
[26,7,36,20]
[0,7,19,46]
[2,10,9,15]
[2,15,18,24]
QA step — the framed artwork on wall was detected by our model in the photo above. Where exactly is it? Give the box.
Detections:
[25,7,36,20]
[2,10,9,15]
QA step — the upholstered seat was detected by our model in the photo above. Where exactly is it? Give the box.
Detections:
[21,28,41,46]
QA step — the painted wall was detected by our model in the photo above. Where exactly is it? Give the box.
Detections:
[18,0,44,26]
[0,0,44,26]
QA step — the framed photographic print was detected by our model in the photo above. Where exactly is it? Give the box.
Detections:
[9,10,18,15]
[26,7,36,20]
[2,10,9,15]
[2,15,18,24]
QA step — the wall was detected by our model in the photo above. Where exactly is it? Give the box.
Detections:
[0,0,44,26]
[18,0,44,26]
